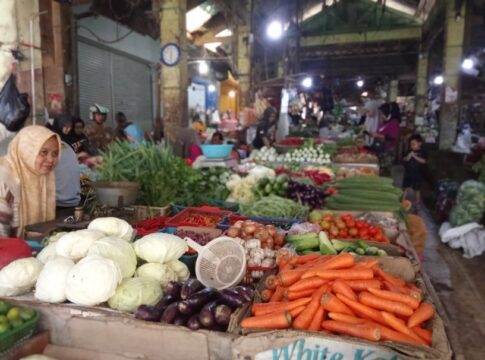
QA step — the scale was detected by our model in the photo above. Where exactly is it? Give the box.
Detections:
[193,156,238,169]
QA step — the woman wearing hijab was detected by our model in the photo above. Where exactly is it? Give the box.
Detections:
[123,123,145,144]
[362,100,380,147]
[0,126,61,238]
[252,107,278,149]
[50,115,81,214]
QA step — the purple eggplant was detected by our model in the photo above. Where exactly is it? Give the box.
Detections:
[214,304,232,326]
[199,300,220,328]
[155,294,177,312]
[165,281,183,299]
[231,286,254,302]
[180,279,203,300]
[220,288,246,309]
[187,314,203,330]
[173,314,190,326]
[135,305,162,322]
[178,288,219,315]
[160,302,179,324]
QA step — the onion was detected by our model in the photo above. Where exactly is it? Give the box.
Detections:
[254,229,269,242]
[234,221,244,229]
[264,238,274,249]
[266,225,277,237]
[274,232,286,245]
[244,224,257,235]
[227,227,240,238]
[243,220,255,227]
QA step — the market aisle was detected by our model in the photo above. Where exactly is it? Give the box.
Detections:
[421,208,485,360]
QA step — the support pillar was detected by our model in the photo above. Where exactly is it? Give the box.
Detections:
[414,52,428,121]
[160,0,188,127]
[439,0,466,150]
[235,2,252,109]
[388,79,399,102]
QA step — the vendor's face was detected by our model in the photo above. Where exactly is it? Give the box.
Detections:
[35,136,59,175]
[94,113,107,125]
[74,122,84,135]
[269,112,277,123]
[410,139,422,151]
[62,122,72,135]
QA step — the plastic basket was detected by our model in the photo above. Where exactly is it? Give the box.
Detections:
[132,216,169,237]
[171,204,187,215]
[218,215,300,231]
[165,206,233,228]
[0,311,40,354]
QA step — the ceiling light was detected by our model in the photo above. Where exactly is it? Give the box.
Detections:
[433,75,444,85]
[208,84,216,93]
[462,58,474,70]
[361,91,368,97]
[266,20,283,40]
[228,90,236,98]
[204,42,222,53]
[186,6,212,33]
[301,77,312,88]
[215,29,233,38]
[356,80,364,88]
[198,61,209,75]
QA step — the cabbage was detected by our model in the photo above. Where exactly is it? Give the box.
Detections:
[87,237,137,278]
[108,277,163,313]
[65,255,122,306]
[37,243,60,264]
[166,260,190,281]
[46,232,67,244]
[134,233,188,263]
[0,257,43,296]
[135,263,178,287]
[56,229,106,261]
[35,257,74,303]
[88,217,135,242]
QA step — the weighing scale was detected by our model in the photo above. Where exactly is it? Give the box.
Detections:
[193,156,238,169]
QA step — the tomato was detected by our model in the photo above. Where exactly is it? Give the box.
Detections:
[362,234,370,241]
[341,213,352,221]
[374,233,384,242]
[359,228,369,237]
[355,220,365,229]
[336,220,347,230]
[368,227,377,236]
[330,226,339,236]
[345,219,356,228]
[348,227,358,237]
[321,221,331,230]
[323,214,334,223]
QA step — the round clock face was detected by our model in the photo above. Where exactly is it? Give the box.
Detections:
[161,43,180,66]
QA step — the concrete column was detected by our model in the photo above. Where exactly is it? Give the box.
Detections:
[160,0,188,127]
[388,79,399,102]
[235,2,252,109]
[439,0,466,150]
[414,52,428,121]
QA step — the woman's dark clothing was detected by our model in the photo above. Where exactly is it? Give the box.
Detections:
[403,149,428,190]
[252,123,274,149]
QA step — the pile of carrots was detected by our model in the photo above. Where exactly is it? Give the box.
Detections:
[241,253,435,347]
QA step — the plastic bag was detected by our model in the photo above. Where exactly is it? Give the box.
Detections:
[449,180,485,226]
[0,75,30,131]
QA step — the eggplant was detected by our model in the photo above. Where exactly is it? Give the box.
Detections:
[165,281,183,299]
[180,279,203,300]
[187,314,203,330]
[173,314,190,326]
[214,304,232,326]
[231,286,254,302]
[178,288,219,315]
[220,288,247,309]
[160,302,179,324]
[135,305,162,322]
[199,300,220,328]
[155,294,177,312]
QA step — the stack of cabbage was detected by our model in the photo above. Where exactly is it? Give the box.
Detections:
[0,217,190,313]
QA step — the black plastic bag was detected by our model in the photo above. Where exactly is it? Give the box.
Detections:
[0,75,30,131]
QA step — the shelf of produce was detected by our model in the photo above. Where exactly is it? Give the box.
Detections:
[166,207,233,228]
[218,214,300,231]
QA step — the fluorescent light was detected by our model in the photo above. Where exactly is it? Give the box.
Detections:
[186,6,212,33]
[267,20,283,40]
[433,75,444,85]
[361,91,369,97]
[198,61,209,75]
[228,90,236,98]
[301,77,312,88]
[215,29,232,38]
[208,84,216,92]
[204,42,222,52]
[462,58,474,70]
[356,80,364,88]
[371,0,415,16]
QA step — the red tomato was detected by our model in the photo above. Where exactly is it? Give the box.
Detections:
[355,220,365,229]
[362,234,370,241]
[345,219,356,228]
[368,227,377,236]
[348,227,358,237]
[359,228,369,237]
[374,233,384,242]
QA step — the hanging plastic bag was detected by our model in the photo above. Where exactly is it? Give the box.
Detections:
[0,74,30,131]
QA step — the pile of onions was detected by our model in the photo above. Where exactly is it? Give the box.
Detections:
[226,220,285,250]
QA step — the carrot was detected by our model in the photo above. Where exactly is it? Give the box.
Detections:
[321,320,381,342]
[328,312,366,324]
[252,297,312,316]
[289,276,327,292]
[260,289,274,302]
[381,311,424,344]
[369,321,427,345]
[290,253,321,265]
[293,285,328,330]
[321,292,355,316]
[354,259,379,269]
[332,279,358,301]
[302,253,354,278]
[373,267,405,287]
[286,288,315,301]
[412,326,433,345]
[241,311,292,329]
[278,258,291,271]
[336,293,385,325]
[359,292,414,317]
[265,275,279,290]
[316,268,374,281]
[278,269,304,287]
[346,279,382,291]
[368,287,420,310]
[407,303,435,328]
[296,257,331,270]
[270,286,286,302]
[289,305,306,318]
[308,304,325,331]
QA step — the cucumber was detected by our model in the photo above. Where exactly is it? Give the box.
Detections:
[365,247,379,256]
[319,232,337,255]
[377,249,388,257]
[355,248,365,255]
[357,240,369,250]
[331,239,356,252]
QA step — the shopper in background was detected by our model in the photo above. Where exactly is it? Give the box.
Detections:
[85,104,113,153]
[252,106,278,149]
[210,131,224,145]
[403,134,428,208]
[191,113,207,135]
[123,123,145,145]
[67,117,91,155]
[114,112,129,140]
[362,100,380,147]
[48,115,82,216]
[0,126,60,238]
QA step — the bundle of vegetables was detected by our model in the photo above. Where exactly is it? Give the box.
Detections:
[308,211,390,242]
[242,253,435,347]
[240,195,308,220]
[287,180,326,210]
[286,232,388,256]
[135,279,254,332]
[200,167,232,201]
[226,220,285,249]
[325,177,403,213]
[281,145,332,165]
[449,180,485,226]
[226,166,276,205]
[95,142,204,207]
[0,301,37,336]
[254,174,289,198]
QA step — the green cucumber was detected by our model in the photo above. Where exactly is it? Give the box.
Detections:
[377,249,388,257]
[365,247,379,256]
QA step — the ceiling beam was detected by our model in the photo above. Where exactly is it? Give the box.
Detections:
[301,27,422,47]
